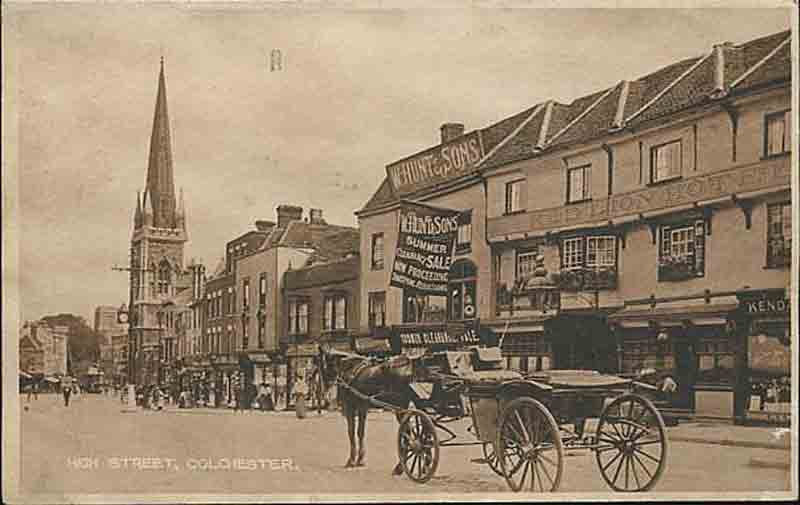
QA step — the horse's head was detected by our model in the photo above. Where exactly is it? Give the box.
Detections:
[318,346,352,387]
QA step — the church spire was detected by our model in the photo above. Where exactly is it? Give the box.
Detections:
[134,190,143,228]
[145,57,177,228]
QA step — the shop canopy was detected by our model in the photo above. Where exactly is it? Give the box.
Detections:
[607,296,739,328]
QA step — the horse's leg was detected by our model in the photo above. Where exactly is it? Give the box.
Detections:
[355,407,367,466]
[392,392,412,476]
[345,408,357,467]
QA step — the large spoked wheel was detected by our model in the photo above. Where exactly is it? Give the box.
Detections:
[595,394,668,492]
[496,397,564,492]
[397,410,440,483]
[482,442,503,476]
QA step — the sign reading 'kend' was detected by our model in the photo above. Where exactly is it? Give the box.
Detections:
[390,203,460,295]
[386,131,484,196]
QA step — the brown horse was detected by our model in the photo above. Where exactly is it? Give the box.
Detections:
[319,348,417,472]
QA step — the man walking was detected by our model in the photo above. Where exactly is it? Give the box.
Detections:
[61,377,73,407]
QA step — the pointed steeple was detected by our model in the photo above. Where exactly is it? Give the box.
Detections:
[176,187,186,230]
[142,188,153,227]
[145,57,177,228]
[134,190,143,228]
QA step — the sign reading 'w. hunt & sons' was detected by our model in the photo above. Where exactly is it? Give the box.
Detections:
[386,131,484,196]
[390,202,460,295]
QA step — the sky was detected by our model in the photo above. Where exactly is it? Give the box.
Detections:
[4,4,792,324]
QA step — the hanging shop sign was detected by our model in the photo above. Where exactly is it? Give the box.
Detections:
[737,289,790,317]
[390,202,461,295]
[386,131,484,197]
[392,321,480,351]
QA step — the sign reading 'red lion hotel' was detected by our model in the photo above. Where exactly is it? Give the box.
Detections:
[390,202,461,295]
[387,131,484,196]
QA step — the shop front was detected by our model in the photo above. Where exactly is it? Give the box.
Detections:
[608,296,740,419]
[285,343,320,404]
[735,288,791,425]
[210,354,238,408]
[483,317,553,374]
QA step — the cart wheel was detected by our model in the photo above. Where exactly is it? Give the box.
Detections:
[482,442,503,476]
[397,410,440,483]
[496,397,564,492]
[595,394,668,492]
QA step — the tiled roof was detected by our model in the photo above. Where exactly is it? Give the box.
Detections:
[359,176,397,213]
[550,84,623,148]
[480,105,540,153]
[284,255,360,290]
[480,104,546,170]
[358,30,790,210]
[630,55,716,125]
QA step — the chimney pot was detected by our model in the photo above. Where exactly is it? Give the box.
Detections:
[309,208,326,225]
[276,205,303,228]
[440,123,465,143]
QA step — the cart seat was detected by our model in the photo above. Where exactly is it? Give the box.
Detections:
[468,369,523,383]
[528,370,632,389]
[471,346,504,371]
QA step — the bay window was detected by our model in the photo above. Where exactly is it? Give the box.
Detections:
[767,202,791,268]
[558,235,618,291]
[658,220,706,281]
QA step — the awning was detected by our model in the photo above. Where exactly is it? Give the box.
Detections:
[482,316,552,334]
[608,297,739,328]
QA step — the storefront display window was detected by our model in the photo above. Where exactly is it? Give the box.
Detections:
[403,293,447,323]
[696,337,735,385]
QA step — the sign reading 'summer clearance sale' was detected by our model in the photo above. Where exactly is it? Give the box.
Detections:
[387,131,484,196]
[390,202,461,295]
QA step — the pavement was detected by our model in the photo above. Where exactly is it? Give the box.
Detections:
[14,394,794,498]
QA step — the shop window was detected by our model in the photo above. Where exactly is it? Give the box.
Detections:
[650,140,682,184]
[371,233,384,270]
[449,260,477,320]
[368,292,386,329]
[658,220,705,282]
[323,295,347,331]
[764,110,790,157]
[403,293,447,323]
[505,179,525,214]
[567,165,590,203]
[558,235,618,291]
[288,299,309,335]
[766,202,791,268]
[456,211,472,254]
[696,338,735,385]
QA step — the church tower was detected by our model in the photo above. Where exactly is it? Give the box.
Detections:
[128,58,188,386]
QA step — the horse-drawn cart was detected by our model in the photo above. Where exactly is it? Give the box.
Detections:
[380,347,669,492]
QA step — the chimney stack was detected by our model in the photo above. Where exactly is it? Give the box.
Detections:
[255,220,276,232]
[276,205,303,228]
[440,123,465,144]
[309,208,326,225]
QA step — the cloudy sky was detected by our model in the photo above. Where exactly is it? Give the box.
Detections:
[4,3,791,323]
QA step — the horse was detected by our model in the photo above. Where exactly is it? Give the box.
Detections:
[319,347,418,472]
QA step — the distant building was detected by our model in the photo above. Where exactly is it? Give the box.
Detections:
[19,322,68,377]
[94,305,127,381]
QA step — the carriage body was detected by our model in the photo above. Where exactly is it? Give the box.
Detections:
[394,347,668,492]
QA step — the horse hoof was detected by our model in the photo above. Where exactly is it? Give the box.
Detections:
[356,461,365,467]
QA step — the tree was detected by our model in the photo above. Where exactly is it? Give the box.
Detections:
[40,313,102,373]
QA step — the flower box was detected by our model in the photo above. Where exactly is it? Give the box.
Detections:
[658,256,698,282]
[553,267,618,292]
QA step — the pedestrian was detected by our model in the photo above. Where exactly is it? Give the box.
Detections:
[258,382,274,412]
[294,371,308,419]
[61,377,73,407]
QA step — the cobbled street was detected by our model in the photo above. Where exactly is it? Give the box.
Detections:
[20,394,791,497]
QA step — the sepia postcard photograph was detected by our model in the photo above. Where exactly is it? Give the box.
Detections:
[2,1,798,503]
